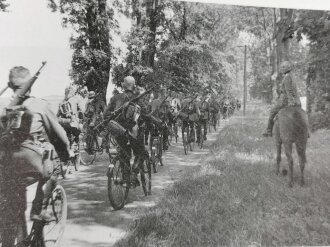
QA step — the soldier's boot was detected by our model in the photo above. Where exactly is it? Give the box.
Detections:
[262,119,273,137]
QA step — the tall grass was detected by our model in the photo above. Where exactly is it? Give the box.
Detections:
[115,116,330,247]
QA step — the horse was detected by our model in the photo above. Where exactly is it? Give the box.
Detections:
[273,106,309,187]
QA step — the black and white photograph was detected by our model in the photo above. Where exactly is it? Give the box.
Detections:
[0,0,330,246]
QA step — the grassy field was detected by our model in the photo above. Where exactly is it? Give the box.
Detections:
[115,105,330,247]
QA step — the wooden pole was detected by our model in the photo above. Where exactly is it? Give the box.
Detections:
[243,45,247,116]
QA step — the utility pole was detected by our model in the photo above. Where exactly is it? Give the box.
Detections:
[243,45,247,116]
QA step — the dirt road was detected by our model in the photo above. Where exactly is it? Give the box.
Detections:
[23,121,227,247]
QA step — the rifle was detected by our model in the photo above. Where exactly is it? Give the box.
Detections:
[94,84,157,129]
[0,86,8,97]
[8,61,47,107]
[149,94,170,116]
[174,95,198,121]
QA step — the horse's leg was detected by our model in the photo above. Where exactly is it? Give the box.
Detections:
[296,141,307,186]
[276,141,282,175]
[283,142,294,187]
[274,121,281,175]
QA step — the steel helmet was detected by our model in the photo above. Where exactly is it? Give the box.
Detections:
[122,76,135,91]
[8,66,31,90]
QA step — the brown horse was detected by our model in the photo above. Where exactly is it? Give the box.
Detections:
[274,106,309,187]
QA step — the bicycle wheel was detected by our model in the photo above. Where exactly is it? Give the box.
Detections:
[158,136,164,166]
[199,129,204,149]
[80,132,97,165]
[150,137,159,173]
[189,129,195,152]
[107,159,129,210]
[140,156,152,196]
[43,185,67,247]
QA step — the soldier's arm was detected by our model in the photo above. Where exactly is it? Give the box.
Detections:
[77,96,86,115]
[103,97,116,119]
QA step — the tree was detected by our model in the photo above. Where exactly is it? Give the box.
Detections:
[48,0,116,103]
[294,10,330,129]
[0,0,8,11]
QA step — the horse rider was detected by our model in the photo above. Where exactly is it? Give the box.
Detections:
[263,61,301,137]
[0,66,72,245]
[103,76,147,186]
[57,85,85,144]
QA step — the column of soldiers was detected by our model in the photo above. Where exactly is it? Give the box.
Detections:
[0,65,240,246]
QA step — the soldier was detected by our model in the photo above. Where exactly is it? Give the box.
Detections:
[209,95,221,123]
[85,91,97,127]
[57,85,85,144]
[0,66,72,245]
[181,94,200,144]
[149,88,170,150]
[263,61,301,137]
[197,94,210,142]
[104,76,147,186]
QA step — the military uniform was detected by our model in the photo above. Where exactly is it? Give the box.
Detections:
[104,89,147,181]
[197,99,210,142]
[181,97,200,143]
[0,96,70,245]
[57,94,85,144]
[265,72,301,136]
[149,96,170,150]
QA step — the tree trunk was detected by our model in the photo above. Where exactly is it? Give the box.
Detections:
[84,0,111,103]
[145,0,158,68]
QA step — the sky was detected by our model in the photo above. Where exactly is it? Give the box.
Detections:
[0,0,130,99]
[0,0,328,98]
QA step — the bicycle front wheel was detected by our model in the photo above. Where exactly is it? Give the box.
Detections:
[80,132,97,165]
[107,160,129,210]
[140,157,152,196]
[43,185,67,247]
[150,137,159,173]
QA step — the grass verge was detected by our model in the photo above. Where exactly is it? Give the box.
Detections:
[115,114,330,247]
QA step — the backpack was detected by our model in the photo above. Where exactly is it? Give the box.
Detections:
[59,101,73,117]
[4,105,33,142]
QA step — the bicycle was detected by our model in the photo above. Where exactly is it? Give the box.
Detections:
[149,121,165,173]
[168,121,178,144]
[182,120,195,154]
[80,124,110,166]
[106,133,152,210]
[59,133,82,179]
[210,112,218,132]
[0,168,67,247]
